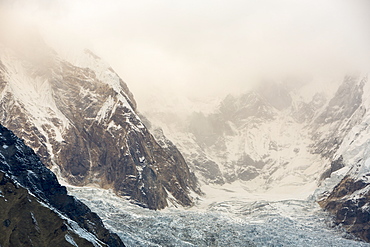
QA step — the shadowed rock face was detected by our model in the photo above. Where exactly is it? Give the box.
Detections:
[320,156,345,181]
[0,44,200,210]
[0,124,125,247]
[0,172,102,247]
[319,176,370,242]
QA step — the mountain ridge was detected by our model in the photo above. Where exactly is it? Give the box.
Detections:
[0,123,124,247]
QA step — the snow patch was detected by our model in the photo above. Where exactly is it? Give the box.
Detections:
[66,221,104,247]
[96,96,114,123]
[107,120,122,130]
[65,234,79,247]
[35,198,105,247]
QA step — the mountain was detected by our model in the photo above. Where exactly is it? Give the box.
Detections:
[0,31,200,210]
[2,15,370,242]
[143,75,370,242]
[145,80,334,190]
[316,76,370,242]
[0,123,124,246]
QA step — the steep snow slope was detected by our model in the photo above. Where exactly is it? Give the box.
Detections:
[145,79,341,194]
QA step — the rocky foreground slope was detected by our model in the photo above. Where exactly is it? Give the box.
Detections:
[0,124,124,246]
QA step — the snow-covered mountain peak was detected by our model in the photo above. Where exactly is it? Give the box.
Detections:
[56,48,137,111]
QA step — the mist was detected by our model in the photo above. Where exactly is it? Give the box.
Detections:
[1,0,370,111]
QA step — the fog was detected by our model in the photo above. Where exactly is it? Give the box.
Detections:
[1,0,370,110]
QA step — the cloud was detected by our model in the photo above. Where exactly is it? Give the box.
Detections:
[64,1,369,95]
[2,0,370,107]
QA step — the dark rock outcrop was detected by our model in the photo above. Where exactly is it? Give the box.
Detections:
[320,156,345,181]
[319,176,370,242]
[0,124,124,247]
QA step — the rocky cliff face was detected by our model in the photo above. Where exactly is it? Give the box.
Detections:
[318,176,370,242]
[0,35,200,210]
[314,75,370,242]
[0,124,124,247]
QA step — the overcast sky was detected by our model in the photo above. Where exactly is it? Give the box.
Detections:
[2,0,370,109]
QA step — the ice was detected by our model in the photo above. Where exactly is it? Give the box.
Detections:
[67,185,370,247]
[65,234,78,247]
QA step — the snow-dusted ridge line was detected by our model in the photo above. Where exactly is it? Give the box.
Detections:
[63,48,136,112]
[0,122,125,246]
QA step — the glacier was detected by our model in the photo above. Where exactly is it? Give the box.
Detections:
[67,186,370,246]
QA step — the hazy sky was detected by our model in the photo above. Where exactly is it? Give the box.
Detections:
[2,0,370,109]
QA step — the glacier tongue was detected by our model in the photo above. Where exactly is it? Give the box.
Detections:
[67,185,370,247]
